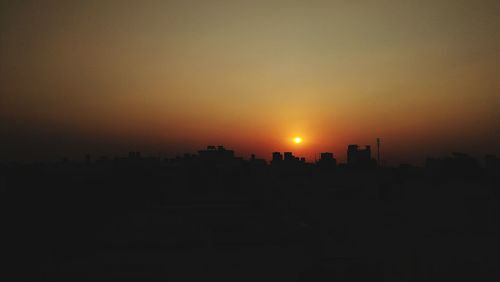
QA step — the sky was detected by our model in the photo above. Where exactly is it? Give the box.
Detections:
[1,0,499,164]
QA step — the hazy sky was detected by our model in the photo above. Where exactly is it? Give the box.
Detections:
[1,0,499,164]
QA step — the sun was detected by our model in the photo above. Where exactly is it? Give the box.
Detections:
[294,137,302,144]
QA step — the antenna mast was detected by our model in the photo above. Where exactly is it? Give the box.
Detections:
[376,138,381,167]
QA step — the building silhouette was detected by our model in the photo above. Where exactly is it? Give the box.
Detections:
[272,152,283,164]
[485,154,500,170]
[128,151,141,159]
[347,145,375,168]
[317,152,337,167]
[198,145,235,163]
[249,154,267,166]
[425,152,480,176]
[284,152,296,162]
[270,151,305,166]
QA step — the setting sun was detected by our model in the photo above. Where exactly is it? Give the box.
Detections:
[294,137,303,144]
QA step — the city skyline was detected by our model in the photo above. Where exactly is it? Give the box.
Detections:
[1,1,499,164]
[4,141,496,169]
[3,2,500,279]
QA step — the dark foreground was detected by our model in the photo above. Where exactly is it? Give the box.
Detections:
[3,156,500,281]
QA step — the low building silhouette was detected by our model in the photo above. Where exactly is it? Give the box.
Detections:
[128,151,141,159]
[249,154,267,166]
[426,152,480,177]
[485,154,500,170]
[198,145,235,163]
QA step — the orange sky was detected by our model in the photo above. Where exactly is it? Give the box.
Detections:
[1,1,499,164]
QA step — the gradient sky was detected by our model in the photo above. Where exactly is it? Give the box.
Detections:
[1,0,499,164]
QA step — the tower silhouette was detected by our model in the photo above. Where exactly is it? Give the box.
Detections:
[377,138,381,167]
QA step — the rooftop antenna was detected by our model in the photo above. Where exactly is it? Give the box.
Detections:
[377,138,381,167]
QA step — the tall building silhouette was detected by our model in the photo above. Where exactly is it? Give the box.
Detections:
[347,144,373,168]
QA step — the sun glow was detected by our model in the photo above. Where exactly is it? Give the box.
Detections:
[294,137,302,144]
